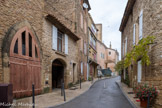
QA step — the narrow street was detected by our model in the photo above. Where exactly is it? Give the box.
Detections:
[51,77,133,108]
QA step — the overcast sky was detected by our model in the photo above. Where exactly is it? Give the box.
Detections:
[89,0,128,59]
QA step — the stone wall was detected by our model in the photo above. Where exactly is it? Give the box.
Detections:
[121,0,162,107]
[42,19,79,89]
[0,0,44,84]
[0,0,84,95]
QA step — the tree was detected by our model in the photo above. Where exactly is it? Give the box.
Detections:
[115,60,124,73]
[124,36,155,68]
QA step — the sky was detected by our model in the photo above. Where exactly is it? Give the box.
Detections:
[89,0,128,59]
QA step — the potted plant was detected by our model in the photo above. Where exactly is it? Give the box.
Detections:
[134,84,158,108]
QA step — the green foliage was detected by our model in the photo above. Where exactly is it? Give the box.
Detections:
[68,82,73,88]
[115,60,124,72]
[124,36,155,68]
[123,74,130,87]
[88,76,92,81]
[43,87,50,93]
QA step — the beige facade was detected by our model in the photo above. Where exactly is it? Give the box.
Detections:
[106,48,119,73]
[0,0,91,98]
[96,24,102,42]
[120,0,162,107]
[87,13,98,78]
[96,41,107,69]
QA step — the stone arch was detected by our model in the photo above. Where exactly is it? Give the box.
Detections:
[2,20,42,60]
[1,20,42,84]
[51,58,67,89]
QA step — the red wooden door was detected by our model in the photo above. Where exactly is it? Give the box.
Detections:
[10,27,41,98]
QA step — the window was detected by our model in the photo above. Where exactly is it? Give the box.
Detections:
[35,46,38,58]
[14,39,18,54]
[12,27,39,59]
[52,25,68,53]
[91,24,97,34]
[109,51,111,55]
[139,10,143,40]
[137,60,142,82]
[57,31,63,52]
[22,31,26,55]
[29,34,32,57]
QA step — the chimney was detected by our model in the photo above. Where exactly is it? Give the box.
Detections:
[110,42,112,49]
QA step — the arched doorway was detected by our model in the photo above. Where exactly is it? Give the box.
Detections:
[52,59,65,89]
[9,27,41,98]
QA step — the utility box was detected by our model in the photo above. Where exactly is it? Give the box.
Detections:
[0,84,13,108]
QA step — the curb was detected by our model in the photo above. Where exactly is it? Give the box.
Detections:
[48,77,113,108]
[115,81,137,108]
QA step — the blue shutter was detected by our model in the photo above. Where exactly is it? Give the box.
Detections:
[52,25,58,50]
[65,34,68,54]
[137,60,142,82]
[139,10,143,40]
[133,24,136,45]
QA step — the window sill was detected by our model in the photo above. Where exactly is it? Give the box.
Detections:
[55,51,67,57]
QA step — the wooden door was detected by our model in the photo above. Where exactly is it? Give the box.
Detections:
[10,27,41,98]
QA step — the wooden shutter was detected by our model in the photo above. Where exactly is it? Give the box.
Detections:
[133,24,136,45]
[52,25,58,50]
[81,62,83,75]
[125,37,127,54]
[123,43,125,56]
[137,60,142,82]
[84,42,87,55]
[139,10,143,40]
[65,34,68,54]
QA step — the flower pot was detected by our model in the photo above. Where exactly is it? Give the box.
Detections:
[140,99,148,108]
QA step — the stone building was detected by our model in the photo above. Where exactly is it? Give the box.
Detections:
[106,43,119,75]
[0,0,91,98]
[87,13,98,79]
[119,0,162,107]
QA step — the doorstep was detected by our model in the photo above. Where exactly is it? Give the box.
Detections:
[116,81,142,108]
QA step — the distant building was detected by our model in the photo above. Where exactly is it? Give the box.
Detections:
[96,24,119,75]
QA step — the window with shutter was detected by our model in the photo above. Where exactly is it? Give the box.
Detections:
[139,10,143,40]
[52,25,58,50]
[133,24,136,45]
[57,31,63,52]
[65,34,68,54]
[137,60,142,82]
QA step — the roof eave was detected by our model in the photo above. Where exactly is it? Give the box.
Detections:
[46,14,80,41]
[119,0,136,32]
